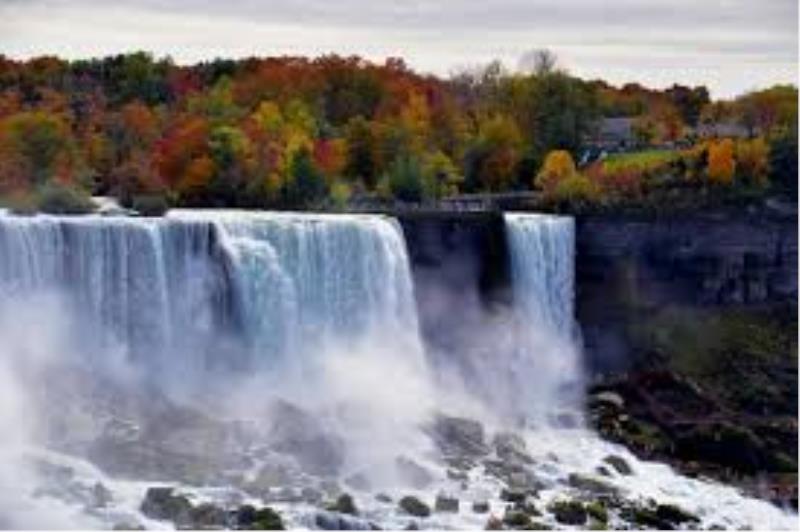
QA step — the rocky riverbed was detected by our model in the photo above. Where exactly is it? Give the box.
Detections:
[12,403,797,530]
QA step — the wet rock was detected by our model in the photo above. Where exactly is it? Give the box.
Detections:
[595,466,612,477]
[236,506,284,530]
[499,488,528,504]
[267,400,345,476]
[472,501,490,514]
[620,505,672,529]
[326,493,358,516]
[567,473,619,496]
[91,482,113,508]
[585,501,608,524]
[548,500,587,526]
[430,414,489,458]
[434,494,459,513]
[602,455,633,476]
[502,510,532,529]
[399,496,431,518]
[447,469,469,482]
[314,511,371,530]
[189,503,227,529]
[655,503,700,525]
[512,496,540,516]
[375,493,392,503]
[590,391,625,410]
[112,522,145,530]
[493,432,532,464]
[395,456,434,489]
[140,487,192,526]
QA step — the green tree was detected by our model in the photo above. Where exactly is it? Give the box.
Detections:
[284,147,327,207]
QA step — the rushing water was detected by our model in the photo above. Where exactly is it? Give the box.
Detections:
[0,209,795,530]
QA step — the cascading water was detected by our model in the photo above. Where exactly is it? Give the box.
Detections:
[0,210,424,384]
[0,209,795,530]
[503,213,583,424]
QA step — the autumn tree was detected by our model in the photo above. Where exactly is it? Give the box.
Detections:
[707,138,736,185]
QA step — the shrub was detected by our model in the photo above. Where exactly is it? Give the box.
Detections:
[387,154,427,202]
[2,190,38,215]
[36,182,94,214]
[131,194,170,216]
[552,173,601,206]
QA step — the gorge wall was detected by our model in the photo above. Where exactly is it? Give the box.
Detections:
[397,211,798,374]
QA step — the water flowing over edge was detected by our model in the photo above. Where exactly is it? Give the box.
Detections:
[0,209,794,530]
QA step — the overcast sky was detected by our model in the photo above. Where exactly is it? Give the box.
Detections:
[1,0,797,98]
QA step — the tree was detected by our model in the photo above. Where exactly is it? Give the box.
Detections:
[707,138,736,185]
[535,150,578,194]
[386,153,427,202]
[0,111,78,185]
[284,147,327,207]
[768,126,798,196]
[475,115,522,191]
[735,137,769,187]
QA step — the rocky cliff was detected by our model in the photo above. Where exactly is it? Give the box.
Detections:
[576,213,797,372]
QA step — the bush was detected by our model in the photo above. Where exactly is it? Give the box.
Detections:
[36,182,94,214]
[2,190,38,215]
[132,194,170,216]
[552,173,601,207]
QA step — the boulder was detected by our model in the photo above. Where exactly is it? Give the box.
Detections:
[430,415,489,458]
[266,401,345,476]
[472,501,490,514]
[434,494,459,513]
[139,487,192,526]
[590,391,625,410]
[399,496,431,518]
[314,511,372,530]
[493,432,532,464]
[326,493,358,516]
[567,473,619,496]
[189,503,228,529]
[502,510,532,529]
[602,455,633,476]
[548,500,587,526]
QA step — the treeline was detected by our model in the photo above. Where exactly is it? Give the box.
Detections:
[0,51,796,214]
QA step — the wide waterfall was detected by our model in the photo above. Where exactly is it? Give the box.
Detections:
[0,210,423,386]
[0,210,794,530]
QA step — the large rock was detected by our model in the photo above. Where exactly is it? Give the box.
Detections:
[266,401,345,476]
[399,496,431,518]
[140,487,193,527]
[429,415,489,458]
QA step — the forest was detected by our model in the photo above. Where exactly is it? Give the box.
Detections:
[0,51,796,215]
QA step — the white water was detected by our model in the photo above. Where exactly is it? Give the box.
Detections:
[0,210,795,530]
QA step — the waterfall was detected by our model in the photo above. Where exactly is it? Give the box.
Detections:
[505,213,576,339]
[500,213,582,424]
[0,210,424,386]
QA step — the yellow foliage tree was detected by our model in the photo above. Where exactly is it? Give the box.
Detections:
[535,150,578,193]
[707,138,736,185]
[735,137,769,187]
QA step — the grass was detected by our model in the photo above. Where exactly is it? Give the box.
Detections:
[601,150,679,173]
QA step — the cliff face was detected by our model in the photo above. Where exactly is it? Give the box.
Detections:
[576,214,798,372]
[398,211,797,374]
[397,212,510,356]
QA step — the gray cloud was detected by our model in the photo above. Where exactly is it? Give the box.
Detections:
[0,0,796,97]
